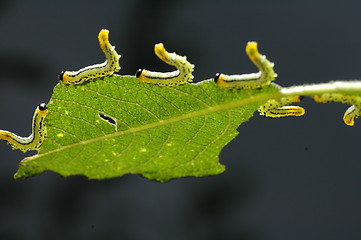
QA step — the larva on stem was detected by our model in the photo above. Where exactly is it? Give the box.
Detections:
[136,43,195,86]
[0,103,49,152]
[314,93,361,126]
[59,29,121,85]
[258,96,305,118]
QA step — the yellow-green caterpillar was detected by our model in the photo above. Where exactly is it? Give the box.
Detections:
[215,41,305,118]
[314,93,361,126]
[258,96,305,117]
[214,42,277,89]
[136,43,194,86]
[59,29,121,85]
[0,103,49,152]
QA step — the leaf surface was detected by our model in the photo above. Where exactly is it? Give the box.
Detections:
[15,75,280,181]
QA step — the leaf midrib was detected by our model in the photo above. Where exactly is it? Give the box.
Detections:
[25,91,281,161]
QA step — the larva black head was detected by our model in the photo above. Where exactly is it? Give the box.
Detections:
[135,69,143,78]
[214,73,221,83]
[38,103,48,111]
[58,71,65,81]
[299,96,305,101]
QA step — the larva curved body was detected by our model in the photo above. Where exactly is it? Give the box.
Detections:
[258,96,305,118]
[59,29,121,85]
[214,42,304,118]
[0,103,49,152]
[136,43,195,86]
[214,42,277,89]
[314,93,361,126]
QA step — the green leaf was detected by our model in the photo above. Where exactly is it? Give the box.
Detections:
[15,75,279,182]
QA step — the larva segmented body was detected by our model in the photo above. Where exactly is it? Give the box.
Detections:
[314,93,361,126]
[136,43,194,86]
[258,96,305,118]
[214,42,277,89]
[0,103,49,152]
[59,29,120,85]
[215,42,304,118]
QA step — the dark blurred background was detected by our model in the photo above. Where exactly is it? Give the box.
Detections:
[0,0,360,239]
